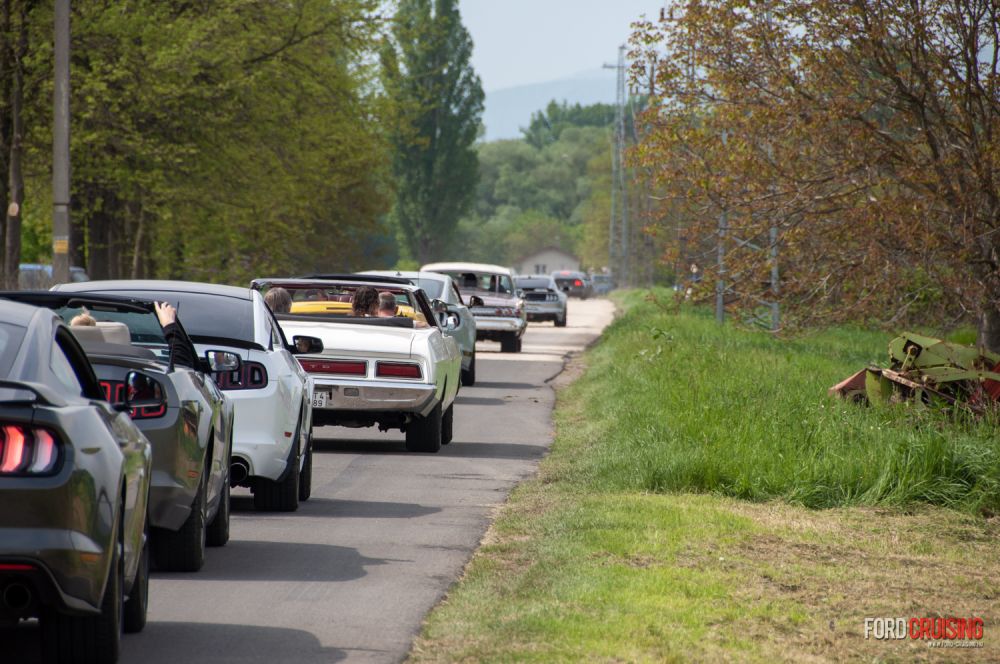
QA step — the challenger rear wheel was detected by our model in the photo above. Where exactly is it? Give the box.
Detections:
[405,402,442,453]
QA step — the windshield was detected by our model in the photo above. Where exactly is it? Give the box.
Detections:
[516,278,552,290]
[441,271,513,295]
[56,305,170,360]
[413,278,444,299]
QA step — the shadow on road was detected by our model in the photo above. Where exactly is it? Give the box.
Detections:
[160,540,388,583]
[454,396,508,406]
[231,496,440,520]
[312,437,549,460]
[469,381,538,390]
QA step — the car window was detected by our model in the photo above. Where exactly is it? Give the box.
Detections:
[0,323,25,376]
[50,338,84,396]
[517,278,553,290]
[443,272,513,294]
[414,278,444,299]
[103,291,255,343]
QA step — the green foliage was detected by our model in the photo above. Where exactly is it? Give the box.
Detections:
[453,122,612,269]
[8,0,391,283]
[565,292,1000,513]
[380,0,483,264]
[522,100,615,149]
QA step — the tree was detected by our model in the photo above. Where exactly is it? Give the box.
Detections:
[633,1,1000,348]
[381,0,483,264]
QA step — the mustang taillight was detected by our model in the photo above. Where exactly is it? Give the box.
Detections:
[375,362,422,379]
[574,279,583,287]
[214,361,268,391]
[99,380,166,420]
[299,359,367,376]
[0,425,61,475]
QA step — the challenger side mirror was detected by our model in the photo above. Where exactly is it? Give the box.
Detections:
[205,350,242,372]
[292,335,323,354]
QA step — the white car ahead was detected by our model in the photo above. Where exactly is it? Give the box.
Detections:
[52,280,322,512]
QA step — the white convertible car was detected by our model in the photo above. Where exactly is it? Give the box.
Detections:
[251,275,462,453]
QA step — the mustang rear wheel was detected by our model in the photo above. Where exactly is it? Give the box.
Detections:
[206,477,230,547]
[153,466,207,572]
[124,519,149,633]
[254,414,302,512]
[44,521,123,663]
[405,402,442,453]
[555,314,567,327]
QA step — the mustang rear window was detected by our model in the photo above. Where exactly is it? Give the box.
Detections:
[0,322,25,376]
[103,291,255,344]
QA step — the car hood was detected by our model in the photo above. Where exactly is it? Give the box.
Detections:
[278,320,415,357]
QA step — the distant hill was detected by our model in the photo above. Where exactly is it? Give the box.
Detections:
[482,69,616,142]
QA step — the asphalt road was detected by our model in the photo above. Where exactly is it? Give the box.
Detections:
[9,298,614,664]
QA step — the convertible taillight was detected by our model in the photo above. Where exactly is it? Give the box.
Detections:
[299,359,367,376]
[375,362,422,379]
[0,425,61,475]
[214,361,268,391]
[99,381,167,419]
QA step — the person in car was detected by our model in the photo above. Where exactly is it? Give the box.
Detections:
[70,308,97,326]
[154,301,196,369]
[264,286,292,314]
[377,292,398,318]
[351,286,379,317]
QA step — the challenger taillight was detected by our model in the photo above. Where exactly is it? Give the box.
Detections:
[299,359,367,376]
[0,425,61,475]
[214,361,268,391]
[375,362,422,379]
[100,381,167,419]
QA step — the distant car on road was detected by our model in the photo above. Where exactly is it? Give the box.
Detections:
[590,273,613,296]
[51,281,319,512]
[0,299,154,662]
[551,270,593,299]
[253,275,461,453]
[361,270,478,386]
[516,275,567,327]
[422,262,527,353]
[17,263,89,290]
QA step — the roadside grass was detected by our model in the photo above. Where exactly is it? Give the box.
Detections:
[409,292,1000,662]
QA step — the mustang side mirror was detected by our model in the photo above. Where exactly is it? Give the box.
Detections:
[291,335,323,354]
[122,371,165,410]
[468,295,484,307]
[205,350,242,373]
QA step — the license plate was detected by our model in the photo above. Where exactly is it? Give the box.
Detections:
[311,391,329,409]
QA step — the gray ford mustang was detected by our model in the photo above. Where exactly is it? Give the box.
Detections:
[0,299,154,663]
[1,292,236,573]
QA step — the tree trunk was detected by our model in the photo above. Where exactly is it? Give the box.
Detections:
[979,305,1000,355]
[3,0,25,290]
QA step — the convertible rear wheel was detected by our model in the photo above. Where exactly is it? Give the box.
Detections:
[441,404,454,445]
[405,402,442,453]
[461,352,476,386]
[44,524,123,663]
[500,333,521,353]
[153,469,207,572]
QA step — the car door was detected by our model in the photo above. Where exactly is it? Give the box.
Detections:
[260,300,309,451]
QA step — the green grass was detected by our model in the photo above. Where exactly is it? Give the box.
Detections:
[554,290,1000,514]
[409,293,1000,663]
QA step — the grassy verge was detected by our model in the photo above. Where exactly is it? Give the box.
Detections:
[410,292,1000,662]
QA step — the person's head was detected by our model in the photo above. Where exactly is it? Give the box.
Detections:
[70,308,96,327]
[264,287,292,314]
[377,292,397,317]
[351,286,379,316]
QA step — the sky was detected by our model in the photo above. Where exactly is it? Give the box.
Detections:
[459,0,665,92]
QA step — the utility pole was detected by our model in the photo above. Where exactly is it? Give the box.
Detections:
[716,130,727,325]
[52,0,71,283]
[603,45,628,287]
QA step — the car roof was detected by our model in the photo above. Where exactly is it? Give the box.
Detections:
[299,273,414,285]
[54,279,254,300]
[0,298,51,326]
[422,262,514,275]
[0,290,155,313]
[253,277,421,293]
[361,270,449,283]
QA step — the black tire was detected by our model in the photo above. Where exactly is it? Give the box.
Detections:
[206,477,230,547]
[515,336,523,352]
[461,352,476,387]
[153,469,207,572]
[44,528,123,663]
[555,314,567,328]
[254,422,301,512]
[500,333,518,353]
[441,404,454,445]
[123,520,149,633]
[298,434,313,502]
[405,402,442,453]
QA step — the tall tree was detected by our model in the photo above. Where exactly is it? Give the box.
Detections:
[381,0,483,263]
